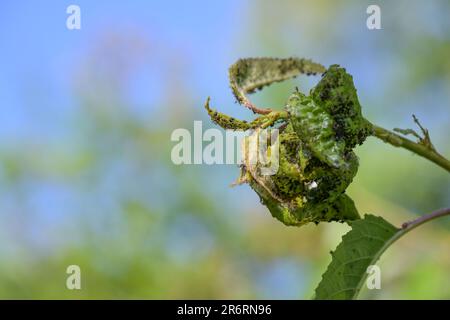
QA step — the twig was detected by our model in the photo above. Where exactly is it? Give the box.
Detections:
[401,207,450,230]
[372,124,450,173]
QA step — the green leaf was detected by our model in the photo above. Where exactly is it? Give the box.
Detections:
[314,214,400,300]
[229,58,325,109]
[286,91,347,168]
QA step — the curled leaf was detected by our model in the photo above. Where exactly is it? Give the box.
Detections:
[229,58,326,113]
[205,97,288,131]
[241,124,360,226]
[206,58,374,227]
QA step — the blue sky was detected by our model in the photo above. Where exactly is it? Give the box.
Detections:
[0,1,245,142]
[2,1,449,143]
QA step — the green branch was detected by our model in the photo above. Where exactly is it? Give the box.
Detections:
[371,124,450,173]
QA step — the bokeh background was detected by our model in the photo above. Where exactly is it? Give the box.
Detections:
[0,0,449,299]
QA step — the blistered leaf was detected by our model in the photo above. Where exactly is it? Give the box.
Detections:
[286,91,346,168]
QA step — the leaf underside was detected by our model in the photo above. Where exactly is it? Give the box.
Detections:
[314,214,399,300]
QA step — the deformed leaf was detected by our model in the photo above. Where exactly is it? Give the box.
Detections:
[204,97,255,130]
[314,214,400,300]
[204,97,288,131]
[229,58,326,112]
[286,91,346,168]
[206,58,373,227]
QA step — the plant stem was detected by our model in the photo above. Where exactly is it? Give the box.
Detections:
[401,207,450,231]
[371,124,450,173]
[383,207,450,256]
[371,207,450,280]
[383,208,450,268]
